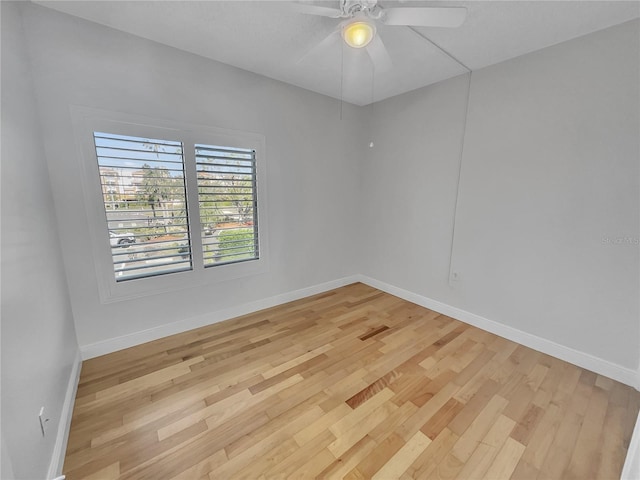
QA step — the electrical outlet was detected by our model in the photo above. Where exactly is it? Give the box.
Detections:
[449,271,460,285]
[38,407,49,437]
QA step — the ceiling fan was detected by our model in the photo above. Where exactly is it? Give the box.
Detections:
[293,0,467,71]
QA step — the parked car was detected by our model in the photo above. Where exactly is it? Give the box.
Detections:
[109,230,135,247]
[178,245,190,259]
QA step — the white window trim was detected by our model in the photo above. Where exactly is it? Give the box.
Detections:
[70,106,268,303]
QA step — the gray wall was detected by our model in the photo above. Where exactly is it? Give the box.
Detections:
[361,19,640,370]
[1,2,80,479]
[20,3,365,348]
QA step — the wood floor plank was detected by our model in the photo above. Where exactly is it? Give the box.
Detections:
[293,402,351,446]
[62,283,640,480]
[346,370,400,409]
[563,385,609,479]
[371,430,431,479]
[451,394,509,463]
[265,429,335,478]
[595,392,630,480]
[509,402,545,446]
[209,405,325,478]
[520,402,562,470]
[345,432,406,479]
[456,415,514,480]
[483,437,526,479]
[420,397,464,440]
[538,411,584,479]
[510,458,540,479]
[327,389,397,457]
[406,427,460,479]
[167,449,227,480]
[83,461,120,480]
[316,436,378,479]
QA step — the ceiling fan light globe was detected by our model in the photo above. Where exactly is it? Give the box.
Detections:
[342,21,375,48]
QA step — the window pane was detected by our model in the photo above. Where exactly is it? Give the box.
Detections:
[195,144,259,267]
[94,132,192,281]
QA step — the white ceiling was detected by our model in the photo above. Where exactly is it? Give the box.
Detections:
[35,1,640,106]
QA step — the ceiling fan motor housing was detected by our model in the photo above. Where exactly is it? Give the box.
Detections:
[342,0,382,19]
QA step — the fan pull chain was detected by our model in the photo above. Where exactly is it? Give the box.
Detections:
[340,41,344,121]
[370,58,375,147]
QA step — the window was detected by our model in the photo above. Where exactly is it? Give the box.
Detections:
[196,144,259,267]
[73,107,267,301]
[93,134,261,283]
[95,132,192,281]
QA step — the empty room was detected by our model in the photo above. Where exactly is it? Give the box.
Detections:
[2,1,639,479]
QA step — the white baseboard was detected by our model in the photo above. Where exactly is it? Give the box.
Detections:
[356,275,639,389]
[80,275,360,359]
[47,349,82,480]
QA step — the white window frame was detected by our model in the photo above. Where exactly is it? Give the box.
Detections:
[71,106,268,303]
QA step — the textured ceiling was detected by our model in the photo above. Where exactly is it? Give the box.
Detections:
[35,1,640,105]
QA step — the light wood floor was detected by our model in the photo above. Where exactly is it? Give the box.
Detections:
[64,283,640,479]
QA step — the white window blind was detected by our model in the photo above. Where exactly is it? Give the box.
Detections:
[195,144,259,267]
[94,132,192,281]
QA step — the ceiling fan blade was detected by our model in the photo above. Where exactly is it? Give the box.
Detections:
[296,29,340,65]
[366,35,392,72]
[290,3,343,18]
[382,7,467,27]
